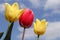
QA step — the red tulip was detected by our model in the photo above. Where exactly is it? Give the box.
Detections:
[19,8,34,28]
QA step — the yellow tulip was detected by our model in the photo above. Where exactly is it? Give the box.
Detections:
[5,2,24,22]
[34,18,48,35]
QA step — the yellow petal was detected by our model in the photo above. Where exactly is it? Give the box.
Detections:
[18,9,24,16]
[41,19,48,27]
[5,3,11,22]
[41,19,47,29]
[5,3,11,9]
[41,19,46,22]
[34,19,42,35]
[5,3,11,13]
[13,9,24,22]
[16,9,24,20]
[36,19,41,27]
[36,18,41,23]
[12,2,19,10]
[33,22,38,34]
[41,19,46,26]
[34,22,36,29]
[40,19,48,35]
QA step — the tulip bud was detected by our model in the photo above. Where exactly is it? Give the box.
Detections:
[19,8,34,28]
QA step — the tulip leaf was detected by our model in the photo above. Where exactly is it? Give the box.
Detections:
[4,22,14,40]
[0,32,4,39]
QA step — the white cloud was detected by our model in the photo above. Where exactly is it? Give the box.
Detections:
[0,3,5,13]
[17,22,60,40]
[45,22,60,40]
[28,0,41,8]
[44,0,60,10]
[20,3,28,8]
[43,0,60,18]
[42,10,60,18]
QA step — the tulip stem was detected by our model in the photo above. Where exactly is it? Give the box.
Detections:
[37,35,40,40]
[0,32,4,39]
[4,22,14,40]
[22,28,25,40]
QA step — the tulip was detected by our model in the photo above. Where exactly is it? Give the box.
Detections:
[34,18,48,40]
[19,8,34,28]
[5,2,24,22]
[19,8,34,40]
[4,2,24,40]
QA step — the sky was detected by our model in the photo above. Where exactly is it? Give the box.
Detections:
[0,0,60,40]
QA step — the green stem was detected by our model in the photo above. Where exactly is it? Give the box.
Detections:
[0,32,4,39]
[4,22,14,40]
[37,35,40,40]
[22,28,25,40]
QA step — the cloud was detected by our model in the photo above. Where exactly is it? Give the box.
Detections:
[45,22,60,40]
[43,0,60,18]
[17,22,60,40]
[0,3,5,13]
[44,0,60,10]
[28,0,41,8]
[20,3,28,8]
[42,10,60,18]
[28,0,46,8]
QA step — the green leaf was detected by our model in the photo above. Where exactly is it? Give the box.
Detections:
[0,32,4,39]
[4,22,14,40]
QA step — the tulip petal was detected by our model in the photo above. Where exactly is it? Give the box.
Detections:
[41,19,48,28]
[41,19,46,22]
[34,22,36,29]
[46,22,48,26]
[16,9,24,19]
[5,3,11,22]
[18,9,24,16]
[5,3,11,14]
[36,19,41,27]
[34,22,38,34]
[41,19,46,26]
[40,19,47,35]
[12,2,19,10]
[13,9,24,21]
[5,3,11,9]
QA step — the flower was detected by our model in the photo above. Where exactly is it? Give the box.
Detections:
[5,2,24,22]
[34,18,48,35]
[19,8,34,28]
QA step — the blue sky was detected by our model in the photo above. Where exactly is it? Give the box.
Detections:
[0,0,60,40]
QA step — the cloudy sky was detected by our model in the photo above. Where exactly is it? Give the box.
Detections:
[0,0,60,40]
